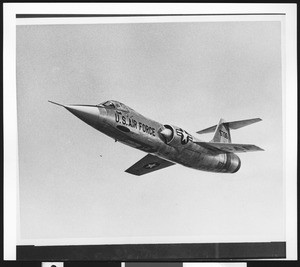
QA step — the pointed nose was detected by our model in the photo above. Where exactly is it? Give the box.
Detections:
[64,105,101,128]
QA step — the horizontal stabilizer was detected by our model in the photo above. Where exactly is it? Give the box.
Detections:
[194,141,264,153]
[197,118,262,134]
[125,154,175,176]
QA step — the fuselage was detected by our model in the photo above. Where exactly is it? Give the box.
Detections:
[63,100,240,173]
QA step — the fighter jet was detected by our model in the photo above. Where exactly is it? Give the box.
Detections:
[49,100,264,176]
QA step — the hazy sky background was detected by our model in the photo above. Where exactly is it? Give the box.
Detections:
[16,20,284,244]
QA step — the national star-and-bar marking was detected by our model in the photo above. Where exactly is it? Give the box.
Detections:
[176,128,193,144]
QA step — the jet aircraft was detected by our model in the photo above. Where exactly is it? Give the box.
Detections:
[49,100,264,175]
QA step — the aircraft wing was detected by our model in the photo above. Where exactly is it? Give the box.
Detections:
[125,154,175,176]
[194,142,264,153]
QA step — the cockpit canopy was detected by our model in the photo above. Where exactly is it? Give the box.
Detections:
[97,100,130,112]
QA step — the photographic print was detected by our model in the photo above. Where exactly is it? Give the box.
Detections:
[3,3,297,261]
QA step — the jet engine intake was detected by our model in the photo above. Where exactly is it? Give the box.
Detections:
[159,125,193,147]
[159,125,174,144]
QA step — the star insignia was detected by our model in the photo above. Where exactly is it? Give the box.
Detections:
[144,162,160,169]
[181,130,189,143]
[176,128,192,145]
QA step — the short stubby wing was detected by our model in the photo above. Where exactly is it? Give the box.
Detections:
[125,154,175,176]
[194,142,264,153]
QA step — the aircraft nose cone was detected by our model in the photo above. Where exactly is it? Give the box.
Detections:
[64,105,101,128]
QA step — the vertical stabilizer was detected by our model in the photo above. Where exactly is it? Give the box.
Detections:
[211,118,231,143]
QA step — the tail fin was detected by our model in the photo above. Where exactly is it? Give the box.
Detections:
[197,118,262,144]
[212,118,231,143]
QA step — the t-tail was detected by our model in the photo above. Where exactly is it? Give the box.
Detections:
[195,118,264,153]
[197,118,262,143]
[211,118,232,143]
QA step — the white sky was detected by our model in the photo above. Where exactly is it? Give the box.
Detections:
[16,18,285,245]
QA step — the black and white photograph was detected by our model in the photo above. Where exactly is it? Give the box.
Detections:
[3,3,297,261]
